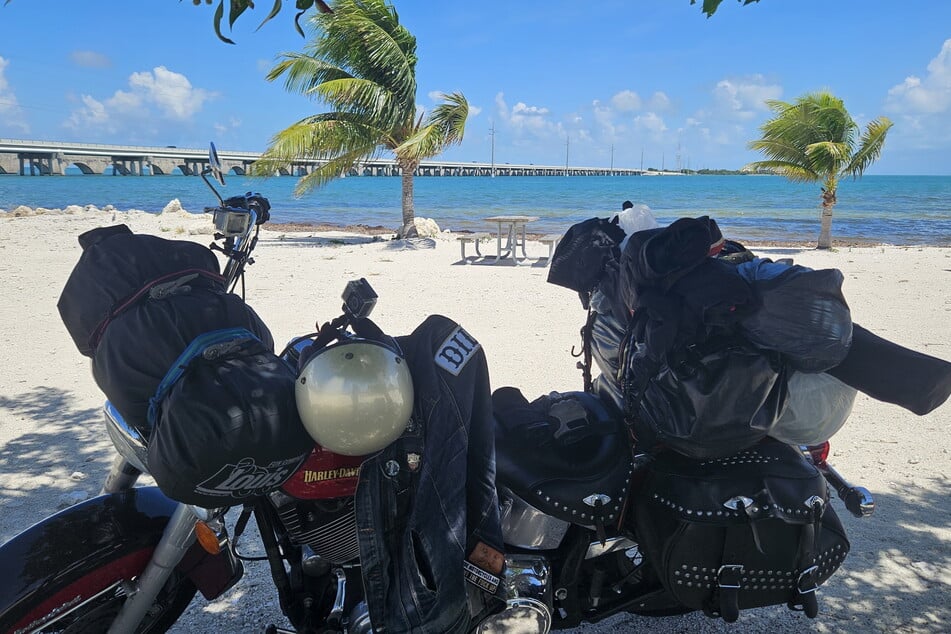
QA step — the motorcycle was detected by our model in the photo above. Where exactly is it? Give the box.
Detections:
[0,145,876,633]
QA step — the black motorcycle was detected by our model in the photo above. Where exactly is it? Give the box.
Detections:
[0,147,875,632]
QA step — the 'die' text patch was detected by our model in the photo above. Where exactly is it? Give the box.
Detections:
[435,326,481,376]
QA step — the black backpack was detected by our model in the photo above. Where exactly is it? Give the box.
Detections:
[633,440,850,622]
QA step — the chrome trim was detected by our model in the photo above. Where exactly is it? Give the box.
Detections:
[500,489,569,549]
[584,536,638,560]
[19,581,123,634]
[475,597,552,634]
[502,555,552,607]
[328,568,347,624]
[582,493,611,507]
[103,401,150,473]
[723,495,755,510]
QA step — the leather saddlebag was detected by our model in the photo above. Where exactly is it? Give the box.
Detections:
[633,440,849,622]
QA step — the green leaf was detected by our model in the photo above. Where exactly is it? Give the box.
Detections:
[229,0,252,28]
[256,0,283,31]
[294,9,308,37]
[213,1,237,44]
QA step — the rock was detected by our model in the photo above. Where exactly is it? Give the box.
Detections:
[161,198,185,215]
[103,204,116,212]
[70,471,86,481]
[57,489,91,509]
[64,205,84,215]
[10,205,33,217]
[413,217,441,238]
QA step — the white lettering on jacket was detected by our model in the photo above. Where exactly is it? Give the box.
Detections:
[435,326,481,376]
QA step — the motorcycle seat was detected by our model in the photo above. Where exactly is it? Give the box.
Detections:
[492,388,635,528]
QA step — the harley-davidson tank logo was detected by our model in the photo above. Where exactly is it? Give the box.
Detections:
[435,326,480,376]
[302,467,361,483]
[196,455,305,498]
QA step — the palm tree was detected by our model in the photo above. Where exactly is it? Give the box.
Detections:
[744,91,892,249]
[252,0,468,238]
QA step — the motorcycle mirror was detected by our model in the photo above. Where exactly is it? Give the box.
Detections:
[208,142,226,187]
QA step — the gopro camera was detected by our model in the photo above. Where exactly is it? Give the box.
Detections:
[342,278,378,319]
[213,208,252,238]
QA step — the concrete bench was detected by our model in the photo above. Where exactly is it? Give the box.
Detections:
[456,232,491,261]
[538,233,563,259]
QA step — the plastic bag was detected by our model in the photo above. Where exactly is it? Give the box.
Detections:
[737,259,852,373]
[616,203,659,251]
[769,371,857,445]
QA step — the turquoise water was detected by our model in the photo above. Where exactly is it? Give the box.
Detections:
[2,173,950,245]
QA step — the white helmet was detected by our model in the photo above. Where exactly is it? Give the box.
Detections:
[295,338,414,456]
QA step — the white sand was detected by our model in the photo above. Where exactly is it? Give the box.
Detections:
[0,208,949,633]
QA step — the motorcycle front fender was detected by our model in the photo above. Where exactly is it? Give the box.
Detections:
[0,486,243,620]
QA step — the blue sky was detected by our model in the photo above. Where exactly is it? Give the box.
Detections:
[0,1,949,174]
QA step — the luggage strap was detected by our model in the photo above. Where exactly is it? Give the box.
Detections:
[147,327,259,427]
[88,268,225,351]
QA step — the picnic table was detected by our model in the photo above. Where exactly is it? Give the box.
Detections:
[484,215,540,264]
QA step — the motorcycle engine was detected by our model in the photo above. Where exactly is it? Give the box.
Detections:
[268,490,360,564]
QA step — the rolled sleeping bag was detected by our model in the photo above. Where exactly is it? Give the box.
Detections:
[827,323,951,415]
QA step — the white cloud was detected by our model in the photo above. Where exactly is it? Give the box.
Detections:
[496,92,559,136]
[128,67,212,119]
[886,39,951,114]
[648,91,672,112]
[512,102,550,117]
[611,90,642,112]
[71,50,111,68]
[634,112,667,134]
[0,56,30,134]
[712,75,782,120]
[65,66,215,135]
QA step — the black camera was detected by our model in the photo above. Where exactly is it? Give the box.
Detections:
[341,278,378,319]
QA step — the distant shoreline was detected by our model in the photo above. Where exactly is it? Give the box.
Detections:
[265,220,929,249]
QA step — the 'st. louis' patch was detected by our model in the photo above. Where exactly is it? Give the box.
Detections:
[435,326,481,376]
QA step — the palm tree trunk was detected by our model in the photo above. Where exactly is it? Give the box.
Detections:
[817,188,837,249]
[399,165,418,239]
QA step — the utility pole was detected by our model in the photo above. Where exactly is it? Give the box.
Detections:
[640,147,644,172]
[610,144,614,175]
[565,136,570,177]
[489,121,496,178]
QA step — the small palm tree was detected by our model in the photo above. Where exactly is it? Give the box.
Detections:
[744,91,892,249]
[252,0,468,238]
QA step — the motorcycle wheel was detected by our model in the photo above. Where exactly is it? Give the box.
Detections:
[7,546,197,633]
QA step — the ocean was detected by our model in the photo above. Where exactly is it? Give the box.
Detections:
[2,173,950,246]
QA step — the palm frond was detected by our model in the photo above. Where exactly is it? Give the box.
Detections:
[741,160,819,183]
[309,0,417,104]
[265,54,351,94]
[844,117,893,177]
[396,92,468,161]
[252,112,384,176]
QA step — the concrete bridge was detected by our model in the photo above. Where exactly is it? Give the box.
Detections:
[0,139,646,177]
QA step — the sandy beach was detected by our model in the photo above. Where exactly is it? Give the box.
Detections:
[0,206,949,633]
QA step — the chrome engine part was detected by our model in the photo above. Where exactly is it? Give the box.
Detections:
[349,601,373,634]
[499,487,570,549]
[268,491,360,564]
[475,554,553,633]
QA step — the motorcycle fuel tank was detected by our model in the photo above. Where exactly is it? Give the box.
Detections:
[281,445,364,499]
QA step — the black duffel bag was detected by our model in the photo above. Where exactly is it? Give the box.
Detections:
[633,440,850,622]
[626,334,789,460]
[92,286,273,431]
[58,224,223,356]
[148,328,313,507]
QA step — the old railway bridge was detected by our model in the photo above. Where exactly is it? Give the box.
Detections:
[0,139,645,178]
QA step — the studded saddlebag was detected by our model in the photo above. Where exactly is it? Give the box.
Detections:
[633,440,849,622]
